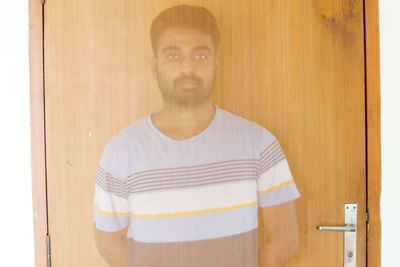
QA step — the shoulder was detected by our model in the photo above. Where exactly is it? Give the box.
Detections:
[104,116,147,153]
[218,108,277,148]
[98,116,148,175]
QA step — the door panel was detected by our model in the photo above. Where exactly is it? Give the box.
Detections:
[44,0,366,266]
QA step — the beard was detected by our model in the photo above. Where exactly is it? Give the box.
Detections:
[156,72,216,108]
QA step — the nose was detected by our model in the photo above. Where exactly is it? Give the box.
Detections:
[180,56,196,75]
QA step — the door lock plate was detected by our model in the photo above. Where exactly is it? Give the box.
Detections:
[344,203,357,267]
[317,203,358,267]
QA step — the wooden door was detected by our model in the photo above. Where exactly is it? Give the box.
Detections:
[44,0,366,266]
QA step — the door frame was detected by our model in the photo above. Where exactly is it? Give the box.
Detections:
[28,0,382,266]
[364,0,382,266]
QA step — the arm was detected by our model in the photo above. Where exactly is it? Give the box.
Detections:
[258,200,299,267]
[93,141,131,266]
[94,225,128,267]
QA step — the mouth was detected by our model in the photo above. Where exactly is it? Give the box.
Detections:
[176,79,201,92]
[178,79,200,86]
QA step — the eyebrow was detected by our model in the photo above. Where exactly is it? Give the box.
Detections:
[161,45,212,53]
[161,45,180,53]
[192,46,212,52]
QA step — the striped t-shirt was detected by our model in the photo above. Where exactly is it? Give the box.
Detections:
[93,105,300,267]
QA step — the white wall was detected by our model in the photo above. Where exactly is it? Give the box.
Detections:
[379,1,400,267]
[0,0,34,265]
[0,1,398,266]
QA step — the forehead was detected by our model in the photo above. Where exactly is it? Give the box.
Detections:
[157,27,215,52]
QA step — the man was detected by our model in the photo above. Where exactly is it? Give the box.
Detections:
[93,4,300,267]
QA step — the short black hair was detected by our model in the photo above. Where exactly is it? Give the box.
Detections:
[150,4,220,55]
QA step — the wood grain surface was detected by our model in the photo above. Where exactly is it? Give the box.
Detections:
[31,0,374,266]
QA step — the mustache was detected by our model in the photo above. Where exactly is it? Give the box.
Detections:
[174,76,202,86]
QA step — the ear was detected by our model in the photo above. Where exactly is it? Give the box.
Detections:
[151,56,157,78]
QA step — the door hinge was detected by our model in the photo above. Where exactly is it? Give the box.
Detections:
[366,208,370,235]
[46,234,52,267]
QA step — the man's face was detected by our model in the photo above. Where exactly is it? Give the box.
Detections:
[153,27,217,107]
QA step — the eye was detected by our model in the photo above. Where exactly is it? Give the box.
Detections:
[194,53,209,60]
[166,53,180,61]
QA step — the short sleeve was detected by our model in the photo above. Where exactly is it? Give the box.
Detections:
[256,130,300,207]
[92,143,130,232]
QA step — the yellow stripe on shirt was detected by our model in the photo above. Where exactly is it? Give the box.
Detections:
[95,203,130,216]
[131,201,258,219]
[257,179,294,195]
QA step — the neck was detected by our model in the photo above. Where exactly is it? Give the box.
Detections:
[152,100,217,134]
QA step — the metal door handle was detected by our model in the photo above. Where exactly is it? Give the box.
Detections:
[316,203,358,267]
[317,224,356,232]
